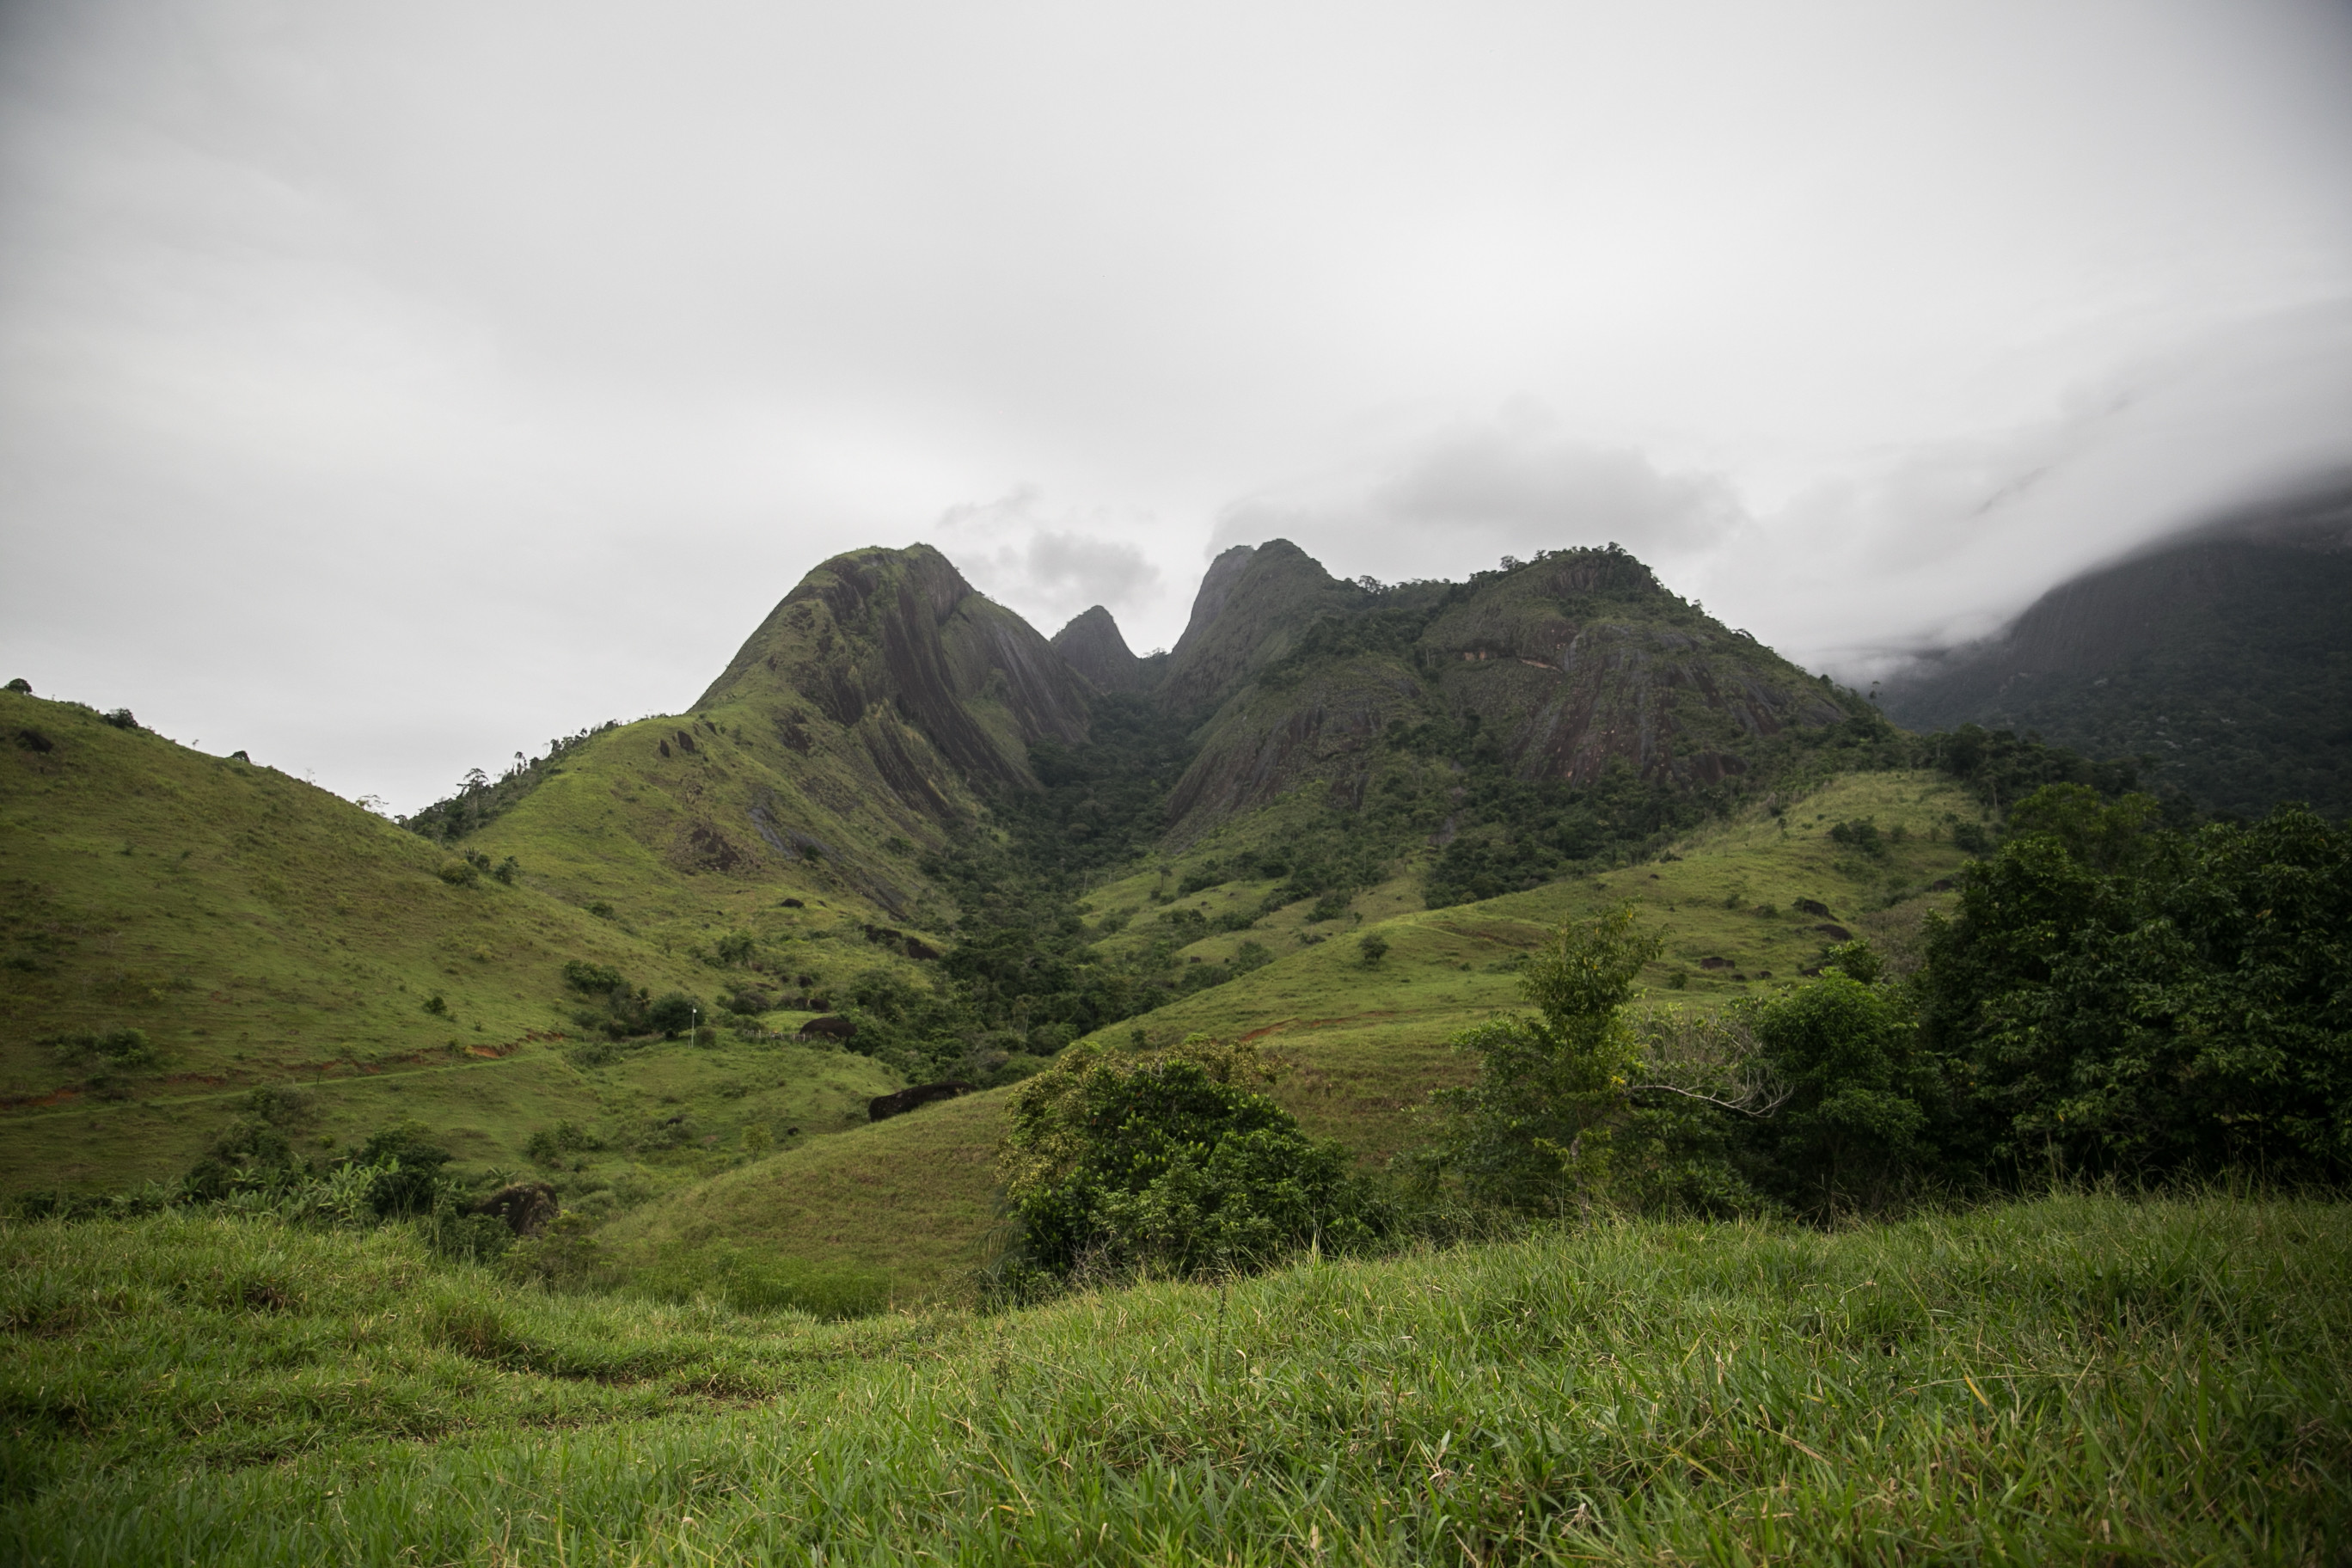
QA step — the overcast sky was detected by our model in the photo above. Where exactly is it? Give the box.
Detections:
[3,1,2349,812]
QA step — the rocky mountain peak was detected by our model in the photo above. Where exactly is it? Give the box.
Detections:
[1161,539,1360,715]
[1050,605,1153,693]
[696,542,1091,813]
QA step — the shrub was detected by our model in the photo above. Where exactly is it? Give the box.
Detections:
[561,959,626,995]
[183,1120,302,1201]
[502,1213,622,1292]
[712,929,757,966]
[100,708,138,731]
[437,858,478,886]
[1307,890,1351,922]
[524,1120,602,1164]
[999,1035,1375,1286]
[491,855,521,885]
[246,1084,315,1127]
[356,1122,454,1217]
[45,1027,154,1067]
[645,992,702,1037]
[1158,906,1209,941]
[421,994,449,1017]
[1828,818,1889,859]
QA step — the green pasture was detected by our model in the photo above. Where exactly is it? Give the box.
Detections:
[0,694,922,1200]
[7,1191,2344,1564]
[602,771,1981,1297]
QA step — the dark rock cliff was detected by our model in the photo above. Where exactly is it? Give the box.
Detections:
[1050,605,1155,694]
[1161,541,1363,717]
[697,543,1093,818]
[1163,542,1853,838]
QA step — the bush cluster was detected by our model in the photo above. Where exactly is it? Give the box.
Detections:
[559,957,702,1041]
[1004,783,2349,1292]
[995,1037,1380,1292]
[1416,786,2352,1225]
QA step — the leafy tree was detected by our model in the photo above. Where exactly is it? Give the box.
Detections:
[1000,1036,1372,1285]
[1418,906,1661,1212]
[1742,950,1945,1217]
[1358,932,1390,967]
[1919,788,2352,1179]
[1416,906,1787,1218]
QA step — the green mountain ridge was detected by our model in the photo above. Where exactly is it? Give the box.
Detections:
[0,530,2151,1255]
[1880,481,2352,819]
[1160,542,1855,843]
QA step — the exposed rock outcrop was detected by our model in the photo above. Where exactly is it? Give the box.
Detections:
[696,543,1093,816]
[1161,540,1361,716]
[469,1181,560,1237]
[1162,542,1855,837]
[867,1080,977,1121]
[1051,605,1154,693]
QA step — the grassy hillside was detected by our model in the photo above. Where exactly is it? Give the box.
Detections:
[0,692,902,1199]
[604,769,1982,1297]
[8,1191,2345,1563]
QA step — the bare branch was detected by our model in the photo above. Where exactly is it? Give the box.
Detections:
[1626,1079,1792,1117]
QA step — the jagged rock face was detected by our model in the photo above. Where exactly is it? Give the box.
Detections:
[1880,483,2352,818]
[1050,605,1153,693]
[698,542,1092,817]
[1163,661,1423,830]
[1164,543,1850,838]
[1418,552,1842,786]
[1161,540,1362,716]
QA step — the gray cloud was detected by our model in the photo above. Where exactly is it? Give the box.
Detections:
[1216,407,1744,585]
[935,489,1167,640]
[1693,300,2352,680]
[0,1,2348,807]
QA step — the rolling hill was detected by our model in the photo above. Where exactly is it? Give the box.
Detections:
[1,531,1979,1279]
[599,768,1983,1297]
[0,689,915,1200]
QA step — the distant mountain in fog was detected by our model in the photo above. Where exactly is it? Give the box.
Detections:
[1879,481,2352,819]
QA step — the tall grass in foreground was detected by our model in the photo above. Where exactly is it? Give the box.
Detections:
[6,1192,2349,1564]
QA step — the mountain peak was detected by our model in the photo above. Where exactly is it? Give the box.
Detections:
[1051,605,1154,693]
[696,542,1090,812]
[1162,540,1356,714]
